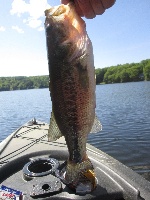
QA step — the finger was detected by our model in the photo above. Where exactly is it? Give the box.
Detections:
[77,0,96,19]
[73,1,84,16]
[61,0,83,16]
[91,0,105,15]
[101,0,116,9]
[61,0,70,5]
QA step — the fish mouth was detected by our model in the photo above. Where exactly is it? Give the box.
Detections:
[45,3,87,62]
[45,5,67,17]
[45,3,85,33]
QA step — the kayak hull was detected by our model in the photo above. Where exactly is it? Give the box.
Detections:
[0,119,150,199]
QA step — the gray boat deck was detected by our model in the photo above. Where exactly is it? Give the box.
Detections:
[0,121,67,166]
[0,120,150,200]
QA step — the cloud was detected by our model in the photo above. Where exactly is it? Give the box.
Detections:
[38,27,44,32]
[12,25,24,33]
[10,0,51,29]
[0,26,5,32]
[23,18,42,28]
[10,0,28,17]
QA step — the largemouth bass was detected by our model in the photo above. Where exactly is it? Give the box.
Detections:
[45,3,101,191]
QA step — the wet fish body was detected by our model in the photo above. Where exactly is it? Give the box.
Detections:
[45,3,101,187]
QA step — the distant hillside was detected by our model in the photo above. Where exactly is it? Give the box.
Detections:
[95,59,150,84]
[0,75,49,91]
[0,59,150,91]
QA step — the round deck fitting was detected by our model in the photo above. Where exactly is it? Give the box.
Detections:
[23,158,59,179]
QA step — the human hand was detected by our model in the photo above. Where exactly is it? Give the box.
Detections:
[61,0,116,19]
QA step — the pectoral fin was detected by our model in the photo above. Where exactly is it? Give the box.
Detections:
[48,111,62,141]
[90,115,102,133]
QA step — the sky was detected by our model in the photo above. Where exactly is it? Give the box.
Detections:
[0,0,150,77]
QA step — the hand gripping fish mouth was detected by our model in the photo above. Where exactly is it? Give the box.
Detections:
[45,3,102,194]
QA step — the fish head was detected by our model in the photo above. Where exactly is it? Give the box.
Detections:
[45,3,86,61]
[45,3,85,37]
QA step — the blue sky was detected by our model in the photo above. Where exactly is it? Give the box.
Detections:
[0,0,150,77]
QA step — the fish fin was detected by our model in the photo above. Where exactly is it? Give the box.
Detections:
[57,157,97,192]
[48,111,62,141]
[90,114,102,133]
[65,158,94,183]
[58,157,95,186]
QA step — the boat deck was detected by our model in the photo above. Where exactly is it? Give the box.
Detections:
[0,120,150,200]
[0,121,67,167]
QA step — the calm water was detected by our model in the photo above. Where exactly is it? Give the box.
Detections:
[0,81,150,181]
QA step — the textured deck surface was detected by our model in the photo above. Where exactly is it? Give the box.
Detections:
[0,121,67,166]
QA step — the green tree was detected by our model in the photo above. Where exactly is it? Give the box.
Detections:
[120,69,130,82]
[103,66,117,83]
[143,64,150,81]
[128,64,143,82]
[95,68,107,84]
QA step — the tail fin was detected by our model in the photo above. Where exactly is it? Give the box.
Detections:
[57,156,97,193]
[65,157,94,184]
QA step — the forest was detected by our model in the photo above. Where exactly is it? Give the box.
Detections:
[95,59,150,84]
[0,76,49,91]
[0,59,150,91]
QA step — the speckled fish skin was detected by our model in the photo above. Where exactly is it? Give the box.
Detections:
[45,3,98,183]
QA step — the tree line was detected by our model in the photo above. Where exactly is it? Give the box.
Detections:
[0,59,150,91]
[96,59,150,84]
[0,76,49,91]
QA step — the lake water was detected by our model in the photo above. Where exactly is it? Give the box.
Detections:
[0,81,150,181]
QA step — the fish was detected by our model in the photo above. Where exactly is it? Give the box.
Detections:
[45,3,102,191]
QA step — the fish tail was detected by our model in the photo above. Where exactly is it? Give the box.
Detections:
[64,157,96,191]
